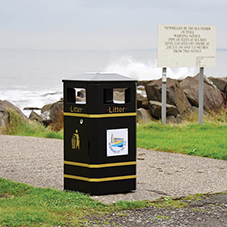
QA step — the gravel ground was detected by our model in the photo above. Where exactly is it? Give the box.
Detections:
[0,135,227,226]
[85,193,227,226]
[0,135,226,203]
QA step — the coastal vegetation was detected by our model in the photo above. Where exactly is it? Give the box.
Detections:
[3,108,227,160]
[137,121,227,160]
[138,107,227,160]
[4,109,63,139]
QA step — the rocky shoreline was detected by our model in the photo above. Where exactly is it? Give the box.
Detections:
[137,74,227,124]
[0,74,227,133]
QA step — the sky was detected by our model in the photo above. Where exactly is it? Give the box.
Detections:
[0,0,227,50]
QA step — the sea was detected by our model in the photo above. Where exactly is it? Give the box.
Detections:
[0,49,226,117]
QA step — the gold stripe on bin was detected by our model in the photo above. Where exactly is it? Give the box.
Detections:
[64,160,136,168]
[64,174,136,182]
[64,112,137,118]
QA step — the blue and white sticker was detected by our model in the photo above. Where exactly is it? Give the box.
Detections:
[107,128,128,157]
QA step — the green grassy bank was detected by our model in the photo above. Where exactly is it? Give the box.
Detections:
[137,122,227,160]
[4,110,63,139]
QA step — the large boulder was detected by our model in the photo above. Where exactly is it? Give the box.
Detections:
[148,101,179,119]
[0,104,9,134]
[137,85,146,96]
[209,77,227,99]
[137,108,152,124]
[29,111,43,124]
[137,93,149,110]
[145,80,161,102]
[0,100,27,133]
[180,75,226,111]
[145,78,191,114]
[41,100,63,127]
[137,81,148,86]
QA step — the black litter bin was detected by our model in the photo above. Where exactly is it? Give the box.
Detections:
[63,73,137,195]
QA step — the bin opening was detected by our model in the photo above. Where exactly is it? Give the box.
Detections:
[104,88,130,104]
[67,88,86,104]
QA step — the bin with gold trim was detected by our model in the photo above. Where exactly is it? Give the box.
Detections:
[63,73,137,195]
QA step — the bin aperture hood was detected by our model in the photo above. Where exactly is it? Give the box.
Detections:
[63,73,136,82]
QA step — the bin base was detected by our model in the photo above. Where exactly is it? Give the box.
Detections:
[64,178,136,195]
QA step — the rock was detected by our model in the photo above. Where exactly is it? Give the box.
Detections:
[167,104,180,117]
[24,107,41,111]
[148,101,162,118]
[77,89,86,98]
[194,74,215,86]
[137,93,149,109]
[42,91,62,97]
[137,81,148,86]
[148,101,179,119]
[0,105,9,134]
[41,100,63,126]
[137,93,143,108]
[180,77,199,107]
[167,79,191,114]
[180,75,225,111]
[0,100,27,133]
[176,114,183,124]
[0,100,27,120]
[41,103,53,113]
[76,96,86,103]
[137,108,153,124]
[191,106,199,112]
[137,85,145,91]
[137,85,146,96]
[209,77,227,99]
[167,115,176,124]
[113,90,125,102]
[29,111,43,124]
[145,80,162,102]
[41,110,52,126]
[145,78,191,114]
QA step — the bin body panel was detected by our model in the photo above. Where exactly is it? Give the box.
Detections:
[64,116,89,163]
[63,74,137,195]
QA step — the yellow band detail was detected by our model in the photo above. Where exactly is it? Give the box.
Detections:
[64,160,136,168]
[64,112,136,118]
[64,174,136,182]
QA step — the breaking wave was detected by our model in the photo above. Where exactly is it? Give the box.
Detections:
[104,56,198,80]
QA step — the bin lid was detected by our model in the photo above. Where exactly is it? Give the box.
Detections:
[63,72,137,82]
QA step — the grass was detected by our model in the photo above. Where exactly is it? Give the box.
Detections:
[1,110,226,225]
[5,109,63,139]
[156,215,170,220]
[137,121,227,160]
[1,180,226,226]
[0,178,194,226]
[0,178,103,226]
[4,109,227,160]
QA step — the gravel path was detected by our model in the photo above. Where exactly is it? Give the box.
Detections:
[85,193,227,226]
[0,135,226,205]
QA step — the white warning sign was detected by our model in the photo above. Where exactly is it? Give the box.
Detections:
[157,24,216,67]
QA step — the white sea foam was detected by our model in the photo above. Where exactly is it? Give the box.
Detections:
[0,89,62,117]
[104,55,198,80]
